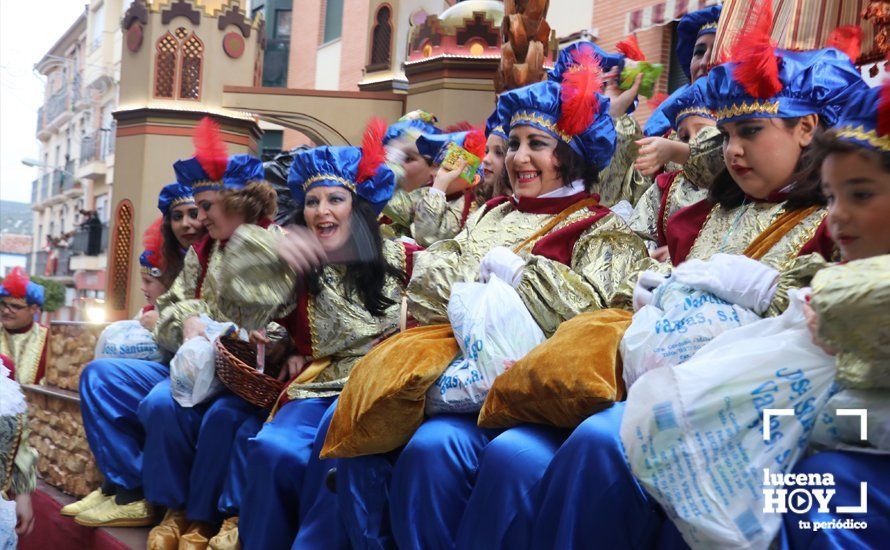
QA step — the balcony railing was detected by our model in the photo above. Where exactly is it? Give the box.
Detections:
[36,107,45,133]
[45,88,70,124]
[70,219,108,257]
[31,179,39,203]
[80,132,108,163]
[105,122,116,157]
[40,173,50,201]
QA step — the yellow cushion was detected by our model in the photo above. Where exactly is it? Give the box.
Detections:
[478,309,632,429]
[320,324,459,458]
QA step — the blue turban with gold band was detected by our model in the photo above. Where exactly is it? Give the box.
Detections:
[383,110,442,145]
[157,183,194,216]
[287,146,396,215]
[644,77,715,137]
[139,250,163,279]
[497,79,616,171]
[0,267,44,307]
[416,131,470,162]
[676,5,722,80]
[548,41,635,115]
[705,48,868,127]
[485,107,508,141]
[833,84,890,152]
[173,154,265,193]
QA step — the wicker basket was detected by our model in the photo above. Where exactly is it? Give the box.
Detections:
[215,336,286,409]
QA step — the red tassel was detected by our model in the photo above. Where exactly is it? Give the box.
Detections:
[357,117,388,183]
[193,117,228,182]
[556,59,603,136]
[142,217,167,271]
[879,80,890,136]
[616,35,646,62]
[647,92,670,110]
[462,128,486,159]
[1,267,29,299]
[444,121,475,133]
[827,25,863,62]
[731,0,782,99]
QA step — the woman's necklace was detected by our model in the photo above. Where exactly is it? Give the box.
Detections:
[719,197,749,253]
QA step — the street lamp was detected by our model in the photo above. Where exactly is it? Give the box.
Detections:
[21,158,76,178]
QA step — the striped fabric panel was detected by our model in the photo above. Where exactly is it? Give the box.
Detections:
[625,0,722,35]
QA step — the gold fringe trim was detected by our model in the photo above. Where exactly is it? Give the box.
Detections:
[302,174,357,192]
[714,100,780,122]
[835,125,890,151]
[191,180,224,193]
[675,107,716,125]
[169,196,195,208]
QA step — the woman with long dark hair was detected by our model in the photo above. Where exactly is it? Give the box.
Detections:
[203,120,420,549]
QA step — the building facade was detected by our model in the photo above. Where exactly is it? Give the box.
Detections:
[31,1,125,321]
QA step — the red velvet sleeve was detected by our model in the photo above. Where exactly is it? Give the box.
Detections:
[666,199,713,266]
[798,217,837,261]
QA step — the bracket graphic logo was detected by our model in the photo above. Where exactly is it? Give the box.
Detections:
[761,408,869,524]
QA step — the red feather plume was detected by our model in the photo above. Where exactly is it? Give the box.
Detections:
[1,267,29,299]
[142,217,167,271]
[827,25,863,62]
[647,92,670,110]
[357,117,388,183]
[444,121,475,133]
[557,57,603,137]
[616,35,646,61]
[731,0,782,99]
[462,127,486,159]
[879,80,890,137]
[193,117,228,182]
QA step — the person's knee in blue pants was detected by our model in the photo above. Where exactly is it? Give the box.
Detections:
[531,403,667,549]
[80,358,168,492]
[137,378,206,511]
[337,451,399,550]
[239,397,335,550]
[390,414,493,550]
[187,392,261,523]
[218,414,264,518]
[456,423,568,550]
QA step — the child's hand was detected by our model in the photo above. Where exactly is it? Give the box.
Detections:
[803,302,838,356]
[634,137,691,176]
[15,493,34,536]
[432,159,468,194]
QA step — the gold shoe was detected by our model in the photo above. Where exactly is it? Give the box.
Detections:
[148,509,189,550]
[178,521,216,550]
[74,497,155,528]
[208,517,240,550]
[60,488,110,517]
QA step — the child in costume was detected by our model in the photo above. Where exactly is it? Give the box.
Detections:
[332,55,651,550]
[0,354,37,547]
[478,107,510,202]
[205,119,417,549]
[0,269,47,386]
[781,81,890,549]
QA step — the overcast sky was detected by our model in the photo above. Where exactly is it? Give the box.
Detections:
[0,1,87,205]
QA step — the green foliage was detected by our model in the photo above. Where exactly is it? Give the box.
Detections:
[30,276,65,313]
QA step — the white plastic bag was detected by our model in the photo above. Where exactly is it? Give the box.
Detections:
[810,388,890,453]
[94,320,165,363]
[621,291,836,549]
[169,315,237,407]
[426,275,545,414]
[621,280,760,390]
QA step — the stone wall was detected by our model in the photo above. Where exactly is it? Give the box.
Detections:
[24,321,108,497]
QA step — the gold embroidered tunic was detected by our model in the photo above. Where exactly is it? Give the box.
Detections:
[0,414,35,497]
[0,323,48,385]
[219,226,409,399]
[596,115,652,207]
[380,188,421,239]
[412,190,478,247]
[155,226,287,353]
[408,194,651,336]
[811,255,890,390]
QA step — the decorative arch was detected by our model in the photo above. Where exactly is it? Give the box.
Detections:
[368,5,393,69]
[154,32,179,98]
[179,32,204,100]
[107,199,133,318]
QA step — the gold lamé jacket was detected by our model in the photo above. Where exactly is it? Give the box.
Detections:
[155,224,286,353]
[408,191,651,336]
[597,115,652,207]
[811,255,890,390]
[0,413,35,498]
[659,198,835,317]
[629,126,723,247]
[220,226,410,400]
[0,323,48,386]
[381,187,476,246]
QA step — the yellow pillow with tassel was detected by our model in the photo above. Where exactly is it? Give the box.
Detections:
[320,324,459,458]
[478,309,632,429]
